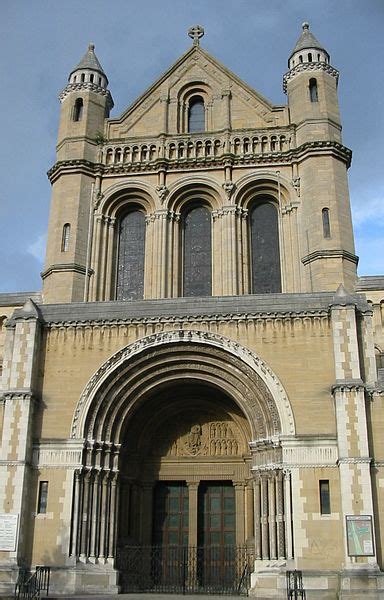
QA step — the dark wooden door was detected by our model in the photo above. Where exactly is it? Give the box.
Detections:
[197,482,236,587]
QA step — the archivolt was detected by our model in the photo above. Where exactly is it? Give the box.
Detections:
[71,330,295,443]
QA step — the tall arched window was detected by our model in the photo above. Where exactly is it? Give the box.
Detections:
[61,223,71,252]
[183,204,211,296]
[250,202,281,293]
[309,78,318,102]
[188,96,205,133]
[73,98,83,121]
[116,209,146,300]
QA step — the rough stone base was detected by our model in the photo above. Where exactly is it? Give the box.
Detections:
[49,563,120,595]
[0,563,120,596]
[249,566,384,599]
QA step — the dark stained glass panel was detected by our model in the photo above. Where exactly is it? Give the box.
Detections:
[188,97,205,133]
[183,205,212,297]
[250,202,281,293]
[116,210,145,300]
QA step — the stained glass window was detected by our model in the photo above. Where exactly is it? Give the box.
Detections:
[250,202,281,293]
[116,209,145,300]
[183,205,212,297]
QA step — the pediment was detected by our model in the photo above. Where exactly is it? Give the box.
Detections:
[107,46,286,139]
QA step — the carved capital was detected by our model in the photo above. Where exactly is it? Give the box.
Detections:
[155,185,169,203]
[222,181,236,200]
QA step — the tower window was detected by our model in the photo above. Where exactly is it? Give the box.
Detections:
[98,76,102,85]
[37,481,48,514]
[309,78,318,102]
[90,74,94,83]
[319,480,331,515]
[182,204,212,296]
[81,73,85,82]
[61,223,71,252]
[250,201,281,294]
[317,53,321,61]
[73,98,83,121]
[308,52,313,62]
[299,55,303,63]
[188,96,205,133]
[322,208,331,238]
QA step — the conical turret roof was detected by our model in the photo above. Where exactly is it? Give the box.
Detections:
[290,22,328,58]
[69,43,108,81]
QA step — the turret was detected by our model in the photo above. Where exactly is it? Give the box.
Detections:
[42,45,113,303]
[56,43,113,161]
[284,22,341,145]
[284,24,357,292]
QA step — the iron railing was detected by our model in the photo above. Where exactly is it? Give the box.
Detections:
[15,566,50,600]
[117,545,252,595]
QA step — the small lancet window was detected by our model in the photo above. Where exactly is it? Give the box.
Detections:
[37,481,48,514]
[90,74,94,83]
[322,208,331,238]
[81,73,85,82]
[319,480,331,515]
[308,52,313,62]
[73,98,83,122]
[309,78,318,102]
[188,96,205,133]
[299,55,303,63]
[61,223,71,252]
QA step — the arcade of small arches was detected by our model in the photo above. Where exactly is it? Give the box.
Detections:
[69,332,295,566]
[82,177,300,302]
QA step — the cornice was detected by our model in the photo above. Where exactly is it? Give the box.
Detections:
[43,310,329,330]
[59,82,114,109]
[302,249,358,266]
[337,457,371,465]
[47,140,352,183]
[332,380,365,393]
[47,159,99,183]
[283,62,339,93]
[41,263,93,280]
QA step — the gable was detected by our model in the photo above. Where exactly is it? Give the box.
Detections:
[107,46,288,139]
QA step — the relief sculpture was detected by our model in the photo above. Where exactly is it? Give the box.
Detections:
[154,420,242,457]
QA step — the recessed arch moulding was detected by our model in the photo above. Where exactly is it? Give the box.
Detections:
[71,330,295,457]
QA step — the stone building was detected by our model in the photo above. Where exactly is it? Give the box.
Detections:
[0,23,383,598]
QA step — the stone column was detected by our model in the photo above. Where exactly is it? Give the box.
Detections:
[260,473,269,559]
[104,217,116,300]
[268,473,277,560]
[253,475,262,560]
[187,481,199,547]
[234,483,246,545]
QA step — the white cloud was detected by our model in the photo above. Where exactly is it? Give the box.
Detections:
[27,234,46,262]
[351,194,384,227]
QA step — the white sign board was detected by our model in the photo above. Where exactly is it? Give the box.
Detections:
[0,514,19,551]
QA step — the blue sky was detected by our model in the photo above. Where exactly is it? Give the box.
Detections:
[1,0,383,293]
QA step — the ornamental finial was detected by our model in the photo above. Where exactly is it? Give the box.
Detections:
[188,25,205,46]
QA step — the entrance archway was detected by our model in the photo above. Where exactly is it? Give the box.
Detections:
[69,331,294,591]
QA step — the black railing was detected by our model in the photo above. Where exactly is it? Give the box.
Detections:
[15,566,50,600]
[118,545,252,595]
[286,569,306,599]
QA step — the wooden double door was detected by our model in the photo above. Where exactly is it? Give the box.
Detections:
[152,481,237,590]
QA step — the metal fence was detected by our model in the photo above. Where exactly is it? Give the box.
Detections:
[117,545,252,595]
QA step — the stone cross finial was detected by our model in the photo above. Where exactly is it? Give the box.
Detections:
[188,25,205,46]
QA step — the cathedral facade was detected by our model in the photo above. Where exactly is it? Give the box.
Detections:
[0,24,383,598]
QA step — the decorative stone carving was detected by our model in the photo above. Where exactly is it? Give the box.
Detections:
[222,181,236,200]
[155,185,169,203]
[154,420,242,458]
[292,176,300,196]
